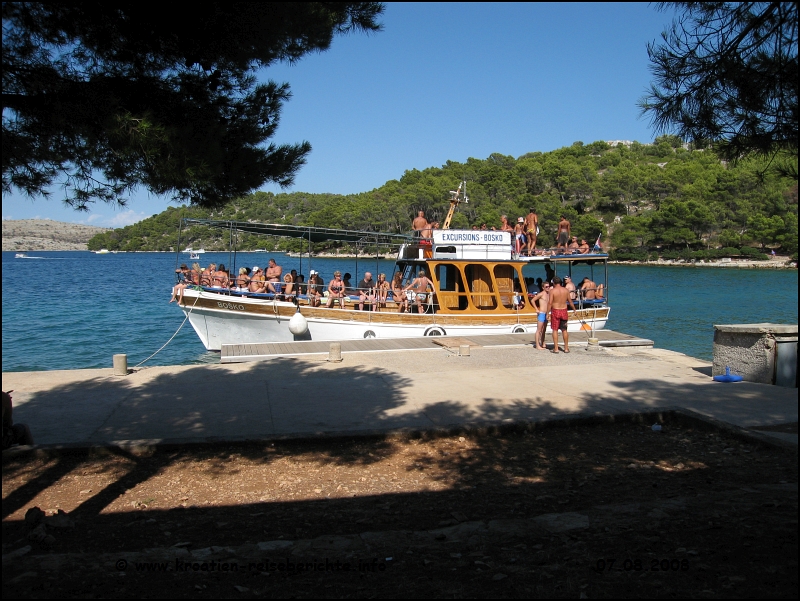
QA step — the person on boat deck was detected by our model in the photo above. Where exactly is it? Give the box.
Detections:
[391,272,408,313]
[568,236,580,253]
[578,239,590,254]
[326,271,346,308]
[343,273,354,294]
[579,277,598,300]
[514,217,527,254]
[481,223,488,230]
[169,264,191,303]
[212,264,229,289]
[530,282,551,350]
[3,390,34,450]
[308,270,322,306]
[281,273,295,300]
[189,262,202,285]
[544,264,555,284]
[249,266,265,293]
[235,267,250,292]
[266,258,283,293]
[563,275,577,300]
[413,210,429,238]
[404,268,434,313]
[556,216,571,251]
[295,274,306,295]
[201,263,216,286]
[500,215,514,232]
[524,208,538,255]
[357,272,376,311]
[549,276,577,354]
[376,273,390,309]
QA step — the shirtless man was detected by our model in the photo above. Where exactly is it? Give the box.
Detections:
[563,275,577,300]
[578,239,590,254]
[529,282,551,350]
[524,208,538,255]
[500,215,514,232]
[548,276,576,353]
[212,264,229,288]
[413,211,429,238]
[568,236,580,253]
[265,258,283,293]
[579,277,597,300]
[556,216,571,251]
[404,268,434,313]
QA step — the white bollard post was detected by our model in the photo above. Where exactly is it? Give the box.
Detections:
[328,342,343,362]
[459,345,470,357]
[113,354,128,375]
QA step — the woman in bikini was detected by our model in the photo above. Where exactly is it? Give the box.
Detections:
[391,272,408,313]
[376,273,390,309]
[326,271,346,308]
[281,273,295,300]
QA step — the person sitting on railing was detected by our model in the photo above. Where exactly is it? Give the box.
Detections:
[200,263,216,286]
[579,277,597,300]
[595,283,604,299]
[308,271,322,306]
[357,272,376,311]
[376,273,389,309]
[563,275,577,301]
[579,239,590,254]
[235,267,250,292]
[249,266,266,293]
[326,271,346,308]
[404,268,434,313]
[281,273,296,300]
[568,237,580,253]
[391,272,408,313]
[212,264,229,289]
[169,264,191,303]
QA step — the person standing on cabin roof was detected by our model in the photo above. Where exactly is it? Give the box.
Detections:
[556,216,571,252]
[413,211,429,238]
[524,208,538,255]
[548,276,576,354]
[514,217,527,255]
[500,215,513,232]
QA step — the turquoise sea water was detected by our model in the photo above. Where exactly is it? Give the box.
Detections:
[2,251,797,372]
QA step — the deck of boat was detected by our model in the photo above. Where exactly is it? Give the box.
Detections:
[220,329,653,363]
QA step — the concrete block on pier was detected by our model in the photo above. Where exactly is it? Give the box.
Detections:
[712,323,797,386]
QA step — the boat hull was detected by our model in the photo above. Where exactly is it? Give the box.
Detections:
[179,289,609,351]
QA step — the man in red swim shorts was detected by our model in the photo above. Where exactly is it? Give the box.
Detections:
[548,276,577,353]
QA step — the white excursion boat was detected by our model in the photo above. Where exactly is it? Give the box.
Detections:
[174,215,610,352]
[94,248,110,254]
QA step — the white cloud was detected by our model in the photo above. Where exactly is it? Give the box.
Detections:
[104,210,153,228]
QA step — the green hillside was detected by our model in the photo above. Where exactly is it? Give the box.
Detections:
[88,137,798,259]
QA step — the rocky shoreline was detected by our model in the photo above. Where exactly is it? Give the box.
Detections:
[609,258,797,270]
[2,219,110,251]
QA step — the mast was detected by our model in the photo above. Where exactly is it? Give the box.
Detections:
[441,180,468,230]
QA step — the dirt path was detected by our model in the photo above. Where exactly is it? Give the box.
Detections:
[2,419,796,598]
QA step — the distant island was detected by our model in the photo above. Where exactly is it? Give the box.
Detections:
[2,219,110,251]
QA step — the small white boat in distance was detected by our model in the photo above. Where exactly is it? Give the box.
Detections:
[94,249,110,254]
[15,253,27,258]
[189,252,201,260]
[183,247,206,254]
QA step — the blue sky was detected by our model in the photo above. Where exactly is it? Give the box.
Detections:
[2,2,676,227]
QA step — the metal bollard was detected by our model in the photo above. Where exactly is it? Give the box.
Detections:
[459,345,470,357]
[113,354,128,375]
[328,342,343,362]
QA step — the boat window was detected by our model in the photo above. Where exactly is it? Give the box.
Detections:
[434,264,468,311]
[493,264,516,309]
[465,264,497,310]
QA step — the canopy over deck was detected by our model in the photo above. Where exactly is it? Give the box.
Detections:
[181,219,414,246]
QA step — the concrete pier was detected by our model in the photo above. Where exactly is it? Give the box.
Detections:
[2,342,796,449]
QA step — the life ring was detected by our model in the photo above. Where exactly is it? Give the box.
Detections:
[363,330,376,339]
[512,325,526,334]
[424,326,446,337]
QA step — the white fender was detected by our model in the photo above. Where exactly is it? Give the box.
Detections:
[288,310,309,335]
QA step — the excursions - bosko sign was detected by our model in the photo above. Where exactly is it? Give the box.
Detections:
[433,230,511,246]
